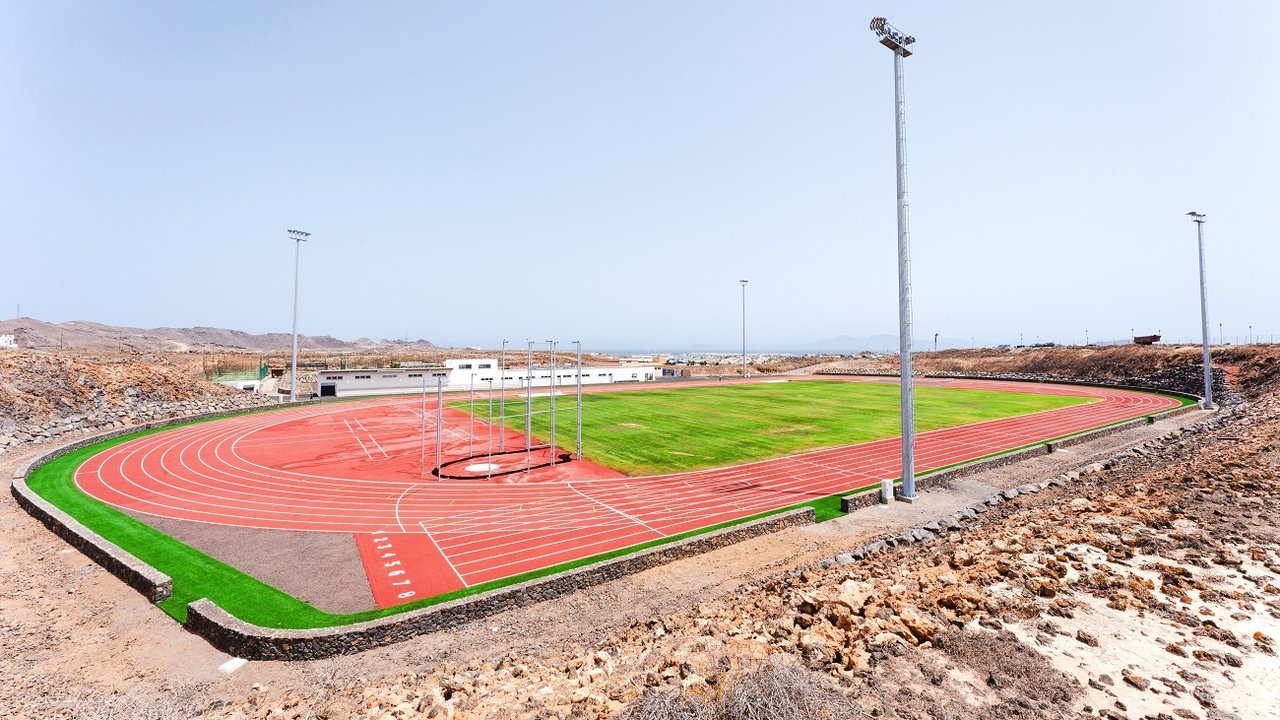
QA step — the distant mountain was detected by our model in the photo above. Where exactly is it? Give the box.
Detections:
[0,317,435,353]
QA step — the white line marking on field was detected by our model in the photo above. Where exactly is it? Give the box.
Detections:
[218,657,248,674]
[418,520,468,587]
[354,419,389,458]
[343,419,374,460]
[394,483,420,533]
[566,482,665,537]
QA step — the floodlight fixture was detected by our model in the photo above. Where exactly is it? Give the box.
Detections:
[870,17,915,56]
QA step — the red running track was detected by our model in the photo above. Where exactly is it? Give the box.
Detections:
[74,377,1179,608]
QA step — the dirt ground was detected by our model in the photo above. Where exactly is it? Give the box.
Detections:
[0,400,1213,718]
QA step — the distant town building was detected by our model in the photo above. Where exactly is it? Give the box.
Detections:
[314,358,658,398]
[0,334,17,350]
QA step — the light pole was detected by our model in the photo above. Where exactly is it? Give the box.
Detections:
[933,332,938,353]
[287,229,310,402]
[739,279,749,378]
[1187,212,1214,410]
[1219,322,1223,345]
[1085,329,1089,346]
[871,16,918,503]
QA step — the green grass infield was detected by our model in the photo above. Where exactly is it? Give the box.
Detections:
[455,380,1092,475]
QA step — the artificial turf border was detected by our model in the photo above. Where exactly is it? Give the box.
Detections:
[20,384,1194,630]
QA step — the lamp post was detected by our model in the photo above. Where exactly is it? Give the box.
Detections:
[739,279,749,379]
[287,229,310,402]
[871,16,918,503]
[1186,212,1214,410]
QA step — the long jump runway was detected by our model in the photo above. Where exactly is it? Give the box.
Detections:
[74,377,1180,608]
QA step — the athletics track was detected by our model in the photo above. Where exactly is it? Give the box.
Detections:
[73,377,1180,608]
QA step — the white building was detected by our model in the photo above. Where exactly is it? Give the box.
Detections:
[315,358,657,398]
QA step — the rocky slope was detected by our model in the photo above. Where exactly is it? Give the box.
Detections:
[0,350,276,452]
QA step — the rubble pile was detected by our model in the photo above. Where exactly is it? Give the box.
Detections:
[0,350,274,455]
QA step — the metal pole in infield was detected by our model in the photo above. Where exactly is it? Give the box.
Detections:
[870,17,917,503]
[486,379,494,478]
[1187,212,1214,410]
[499,339,507,453]
[547,340,557,466]
[526,340,533,472]
[575,340,583,461]
[435,376,443,476]
[419,372,427,477]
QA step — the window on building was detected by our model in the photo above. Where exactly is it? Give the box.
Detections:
[408,373,422,378]
[355,375,371,379]
[458,363,472,369]
[479,363,492,369]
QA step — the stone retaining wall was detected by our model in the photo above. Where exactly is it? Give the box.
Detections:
[0,394,281,457]
[9,401,319,605]
[185,507,816,660]
[11,474,174,602]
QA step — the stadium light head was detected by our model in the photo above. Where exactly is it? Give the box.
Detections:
[1186,211,1205,223]
[870,16,915,56]
[288,229,311,240]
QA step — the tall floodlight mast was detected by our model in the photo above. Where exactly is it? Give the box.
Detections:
[287,229,311,402]
[739,280,749,378]
[1187,212,1214,410]
[870,17,918,503]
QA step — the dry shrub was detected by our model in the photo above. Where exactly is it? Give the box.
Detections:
[622,658,857,720]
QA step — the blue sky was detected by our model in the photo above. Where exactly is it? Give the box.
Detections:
[3,2,1277,350]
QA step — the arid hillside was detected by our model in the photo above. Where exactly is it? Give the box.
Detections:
[817,344,1280,398]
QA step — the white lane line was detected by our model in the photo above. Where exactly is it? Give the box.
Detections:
[343,419,374,460]
[418,520,468,587]
[354,419,389,458]
[394,483,420,533]
[566,482,666,537]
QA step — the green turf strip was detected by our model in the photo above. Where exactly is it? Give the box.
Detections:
[459,380,1091,475]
